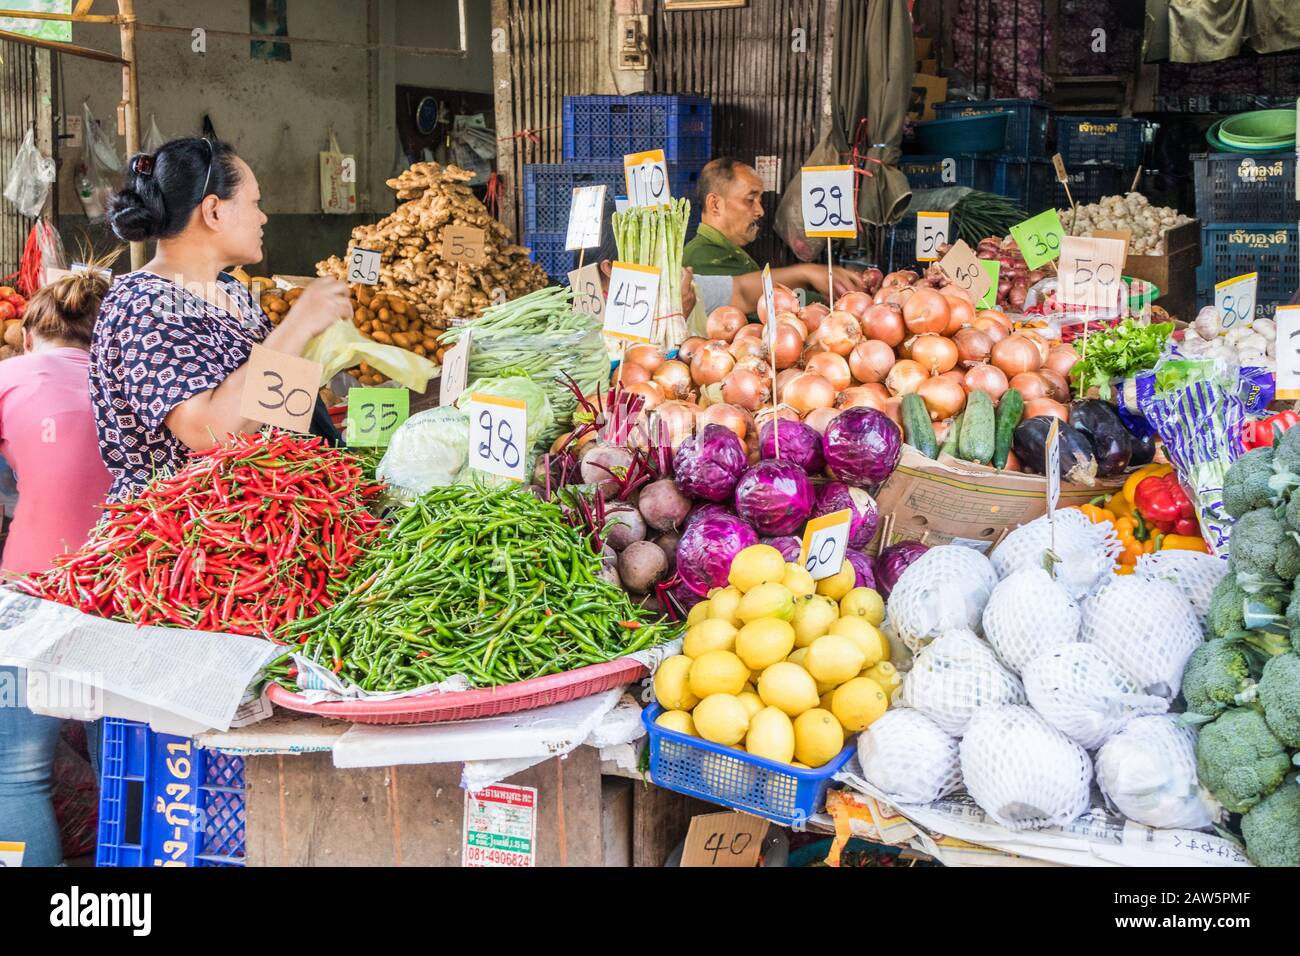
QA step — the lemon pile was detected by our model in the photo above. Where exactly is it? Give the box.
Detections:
[653,544,898,768]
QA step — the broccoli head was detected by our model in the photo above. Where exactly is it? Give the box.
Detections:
[1288,494,1300,537]
[1239,590,1295,658]
[1181,639,1255,718]
[1229,508,1286,581]
[1224,446,1276,518]
[1258,653,1300,748]
[1195,707,1291,814]
[1278,534,1300,581]
[1241,782,1300,868]
[1273,424,1300,487]
[1208,575,1248,638]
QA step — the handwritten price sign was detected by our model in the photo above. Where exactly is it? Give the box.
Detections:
[1057,235,1126,310]
[346,387,409,447]
[1275,304,1300,400]
[442,226,486,267]
[801,165,856,239]
[346,248,381,286]
[624,149,671,210]
[680,811,768,868]
[240,344,322,434]
[937,239,992,304]
[566,184,606,251]
[568,263,605,322]
[800,509,852,581]
[466,394,527,482]
[1009,209,1065,270]
[1215,272,1257,329]
[915,212,949,262]
[605,261,660,343]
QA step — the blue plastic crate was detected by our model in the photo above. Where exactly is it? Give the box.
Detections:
[933,98,1052,158]
[522,231,575,282]
[1193,152,1299,224]
[989,158,1054,214]
[1056,117,1155,169]
[884,216,919,274]
[899,155,993,192]
[1053,164,1132,208]
[97,718,245,867]
[563,95,711,162]
[1195,222,1299,311]
[523,161,704,235]
[642,703,855,826]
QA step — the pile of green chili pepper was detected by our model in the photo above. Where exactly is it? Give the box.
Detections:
[275,484,679,691]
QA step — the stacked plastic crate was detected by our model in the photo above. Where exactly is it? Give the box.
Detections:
[522,95,710,282]
[1053,117,1154,208]
[1192,152,1300,319]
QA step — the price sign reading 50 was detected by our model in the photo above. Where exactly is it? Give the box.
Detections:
[801,165,856,239]
[604,261,660,343]
[915,212,950,262]
[466,394,528,482]
[624,149,671,209]
[1057,235,1126,310]
[800,509,852,581]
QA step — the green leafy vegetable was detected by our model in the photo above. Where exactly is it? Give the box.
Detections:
[1069,318,1173,399]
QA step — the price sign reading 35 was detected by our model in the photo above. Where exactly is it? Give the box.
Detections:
[915,212,950,262]
[466,394,528,482]
[624,149,671,209]
[800,508,852,581]
[346,387,409,447]
[1215,272,1257,329]
[604,261,660,343]
[800,165,856,239]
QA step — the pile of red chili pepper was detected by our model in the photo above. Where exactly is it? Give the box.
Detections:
[18,432,384,639]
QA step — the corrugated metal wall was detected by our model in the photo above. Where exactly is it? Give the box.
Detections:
[0,40,54,279]
[648,0,829,267]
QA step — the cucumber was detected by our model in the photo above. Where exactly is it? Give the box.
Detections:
[939,411,964,459]
[959,390,996,464]
[901,393,938,458]
[992,388,1024,469]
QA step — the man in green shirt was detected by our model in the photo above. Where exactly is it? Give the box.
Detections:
[683,158,864,303]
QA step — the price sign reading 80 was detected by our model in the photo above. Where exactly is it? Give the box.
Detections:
[801,165,856,239]
[624,149,671,209]
[466,394,527,482]
[1215,272,1257,329]
[604,262,660,343]
[800,509,852,581]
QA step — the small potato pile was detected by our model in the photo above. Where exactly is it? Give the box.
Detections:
[316,162,547,331]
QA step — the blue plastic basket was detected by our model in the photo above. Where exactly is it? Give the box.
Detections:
[1195,222,1299,311]
[899,155,993,192]
[522,231,574,283]
[884,216,918,274]
[914,113,1010,156]
[990,158,1054,214]
[1192,152,1299,224]
[96,718,245,867]
[933,98,1052,158]
[1053,164,1132,208]
[1056,117,1155,169]
[563,95,712,163]
[642,703,855,826]
[522,161,705,234]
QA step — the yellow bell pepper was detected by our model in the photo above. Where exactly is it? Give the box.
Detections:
[1159,534,1209,553]
[1079,503,1114,525]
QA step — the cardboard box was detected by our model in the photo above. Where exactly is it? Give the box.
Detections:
[914,37,934,62]
[1121,220,1200,322]
[920,58,938,76]
[871,445,1126,552]
[908,74,948,122]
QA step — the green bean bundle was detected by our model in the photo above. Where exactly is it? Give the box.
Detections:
[279,485,678,692]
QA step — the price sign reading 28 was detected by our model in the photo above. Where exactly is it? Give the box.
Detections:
[604,261,660,343]
[801,165,856,239]
[466,394,528,482]
[624,149,671,209]
[800,509,852,581]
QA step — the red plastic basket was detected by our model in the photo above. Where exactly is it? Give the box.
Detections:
[266,657,649,725]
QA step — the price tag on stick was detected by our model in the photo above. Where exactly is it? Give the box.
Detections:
[442,225,486,267]
[1009,209,1065,270]
[800,509,852,581]
[605,261,660,342]
[466,394,528,482]
[801,165,857,238]
[240,344,323,434]
[624,149,671,209]
[439,328,472,407]
[977,258,1000,309]
[346,388,409,447]
[1275,304,1300,399]
[915,211,949,262]
[347,247,382,286]
[1057,235,1126,310]
[680,811,768,868]
[1215,272,1258,330]
[568,263,605,322]
[761,264,777,351]
[566,185,606,252]
[0,841,24,867]
[937,239,992,304]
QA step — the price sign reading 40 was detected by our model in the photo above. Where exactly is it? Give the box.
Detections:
[1057,235,1126,310]
[624,149,671,209]
[1215,272,1257,329]
[800,165,856,239]
[466,394,528,482]
[800,508,852,581]
[604,261,660,343]
[915,211,950,262]
[346,387,409,447]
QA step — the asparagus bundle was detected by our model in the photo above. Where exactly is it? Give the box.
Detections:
[612,198,691,352]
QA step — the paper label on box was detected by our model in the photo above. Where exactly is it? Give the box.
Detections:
[755,155,782,193]
[463,784,537,867]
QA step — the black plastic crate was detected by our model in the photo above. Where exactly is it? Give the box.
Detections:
[1196,222,1299,310]
[1053,164,1133,207]
[1192,152,1299,224]
[990,158,1054,215]
[933,98,1052,158]
[1056,117,1155,169]
[898,155,993,191]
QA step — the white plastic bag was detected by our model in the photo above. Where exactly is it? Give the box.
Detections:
[856,708,962,805]
[885,545,999,653]
[990,509,1121,600]
[1095,715,1214,830]
[82,100,122,175]
[898,629,1026,736]
[3,128,55,218]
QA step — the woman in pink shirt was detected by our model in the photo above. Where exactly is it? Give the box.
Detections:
[0,270,112,866]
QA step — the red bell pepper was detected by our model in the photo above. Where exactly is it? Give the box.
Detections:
[1243,410,1300,451]
[1134,473,1197,535]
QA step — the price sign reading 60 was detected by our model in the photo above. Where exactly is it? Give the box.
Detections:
[466,394,528,483]
[800,509,852,581]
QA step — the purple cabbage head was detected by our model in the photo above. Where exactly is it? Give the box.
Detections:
[845,549,877,590]
[762,536,802,562]
[733,460,815,536]
[672,424,748,502]
[813,482,880,549]
[676,510,758,596]
[822,407,903,487]
[874,540,929,597]
[759,418,824,474]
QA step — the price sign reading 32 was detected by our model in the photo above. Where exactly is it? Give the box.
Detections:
[604,261,660,342]
[466,394,528,482]
[800,508,852,581]
[800,165,856,239]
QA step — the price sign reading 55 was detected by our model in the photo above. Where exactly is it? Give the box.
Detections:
[801,165,856,239]
[800,508,852,581]
[604,261,660,343]
[466,394,528,482]
[624,149,671,209]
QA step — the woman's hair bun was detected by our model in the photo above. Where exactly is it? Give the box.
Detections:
[107,139,241,243]
[107,183,166,242]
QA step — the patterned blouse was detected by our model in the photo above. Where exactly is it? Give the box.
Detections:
[90,270,271,502]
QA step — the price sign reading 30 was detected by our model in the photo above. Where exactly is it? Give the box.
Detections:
[466,394,528,483]
[800,165,856,239]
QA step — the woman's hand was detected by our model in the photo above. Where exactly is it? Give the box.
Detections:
[283,278,352,340]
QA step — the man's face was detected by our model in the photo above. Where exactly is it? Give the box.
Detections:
[709,166,765,247]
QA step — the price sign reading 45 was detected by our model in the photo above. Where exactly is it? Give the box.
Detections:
[915,211,949,262]
[604,261,660,343]
[801,165,856,239]
[624,149,671,209]
[800,508,852,581]
[1057,235,1126,310]
[239,344,323,434]
[1215,272,1257,329]
[466,394,528,482]
[1008,208,1065,270]
[346,387,409,447]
